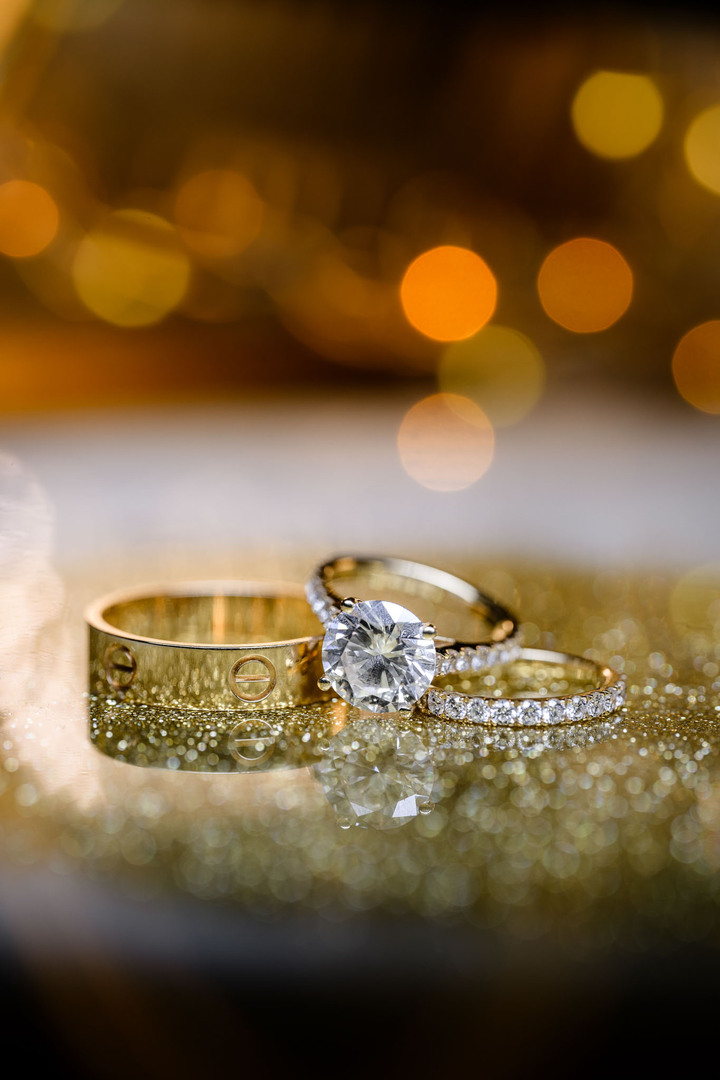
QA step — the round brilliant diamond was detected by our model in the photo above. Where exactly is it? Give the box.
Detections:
[321,599,437,713]
[444,695,467,721]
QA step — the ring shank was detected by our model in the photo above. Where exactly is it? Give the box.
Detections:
[307,555,520,669]
[322,555,509,626]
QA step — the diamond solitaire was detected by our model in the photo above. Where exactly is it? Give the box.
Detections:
[320,599,437,712]
[306,555,522,686]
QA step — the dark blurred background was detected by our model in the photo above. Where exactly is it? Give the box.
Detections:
[2,0,720,419]
[3,4,720,1077]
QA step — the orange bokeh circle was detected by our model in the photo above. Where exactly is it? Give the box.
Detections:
[400,245,497,341]
[672,321,720,414]
[0,180,59,258]
[537,238,633,333]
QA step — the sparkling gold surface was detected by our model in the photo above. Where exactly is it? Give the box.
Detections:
[2,556,720,944]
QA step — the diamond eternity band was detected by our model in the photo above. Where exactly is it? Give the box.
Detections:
[421,647,625,726]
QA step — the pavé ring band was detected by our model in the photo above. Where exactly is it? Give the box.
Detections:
[86,582,327,711]
[306,554,521,713]
[422,647,625,726]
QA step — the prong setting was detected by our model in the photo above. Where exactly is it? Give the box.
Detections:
[422,623,436,640]
[318,675,332,692]
[340,597,358,612]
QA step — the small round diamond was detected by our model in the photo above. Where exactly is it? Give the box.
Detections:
[601,690,616,714]
[587,691,604,718]
[471,647,489,671]
[543,699,566,725]
[426,689,446,717]
[321,599,436,713]
[466,697,490,723]
[492,702,517,725]
[444,695,467,721]
[566,696,587,722]
[517,700,543,726]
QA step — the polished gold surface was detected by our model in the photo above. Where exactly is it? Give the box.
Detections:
[86,582,327,711]
[3,555,720,944]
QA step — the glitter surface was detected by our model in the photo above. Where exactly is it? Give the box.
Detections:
[2,556,720,947]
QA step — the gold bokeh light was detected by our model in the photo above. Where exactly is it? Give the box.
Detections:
[397,392,495,491]
[0,180,59,258]
[439,325,545,427]
[571,71,663,159]
[400,245,497,341]
[537,238,633,333]
[672,321,720,414]
[72,209,191,327]
[685,105,720,197]
[174,169,264,259]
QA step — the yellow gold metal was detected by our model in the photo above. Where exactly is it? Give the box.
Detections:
[89,697,341,772]
[317,675,332,692]
[422,623,437,639]
[229,655,277,702]
[86,582,326,711]
[340,597,359,612]
[103,642,137,690]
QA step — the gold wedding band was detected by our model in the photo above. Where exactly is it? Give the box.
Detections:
[86,582,328,711]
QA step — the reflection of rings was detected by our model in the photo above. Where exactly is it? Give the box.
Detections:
[86,582,327,711]
[421,648,625,726]
[306,554,520,713]
[424,714,620,755]
[87,697,338,771]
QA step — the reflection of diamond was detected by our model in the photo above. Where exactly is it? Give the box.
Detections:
[322,600,436,713]
[315,720,436,830]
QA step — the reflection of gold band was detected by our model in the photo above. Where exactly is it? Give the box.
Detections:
[86,582,327,711]
[88,696,341,771]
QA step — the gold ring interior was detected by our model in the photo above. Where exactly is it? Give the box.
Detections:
[441,651,613,699]
[89,590,320,648]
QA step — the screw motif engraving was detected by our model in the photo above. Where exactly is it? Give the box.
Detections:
[104,643,137,690]
[229,655,277,702]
